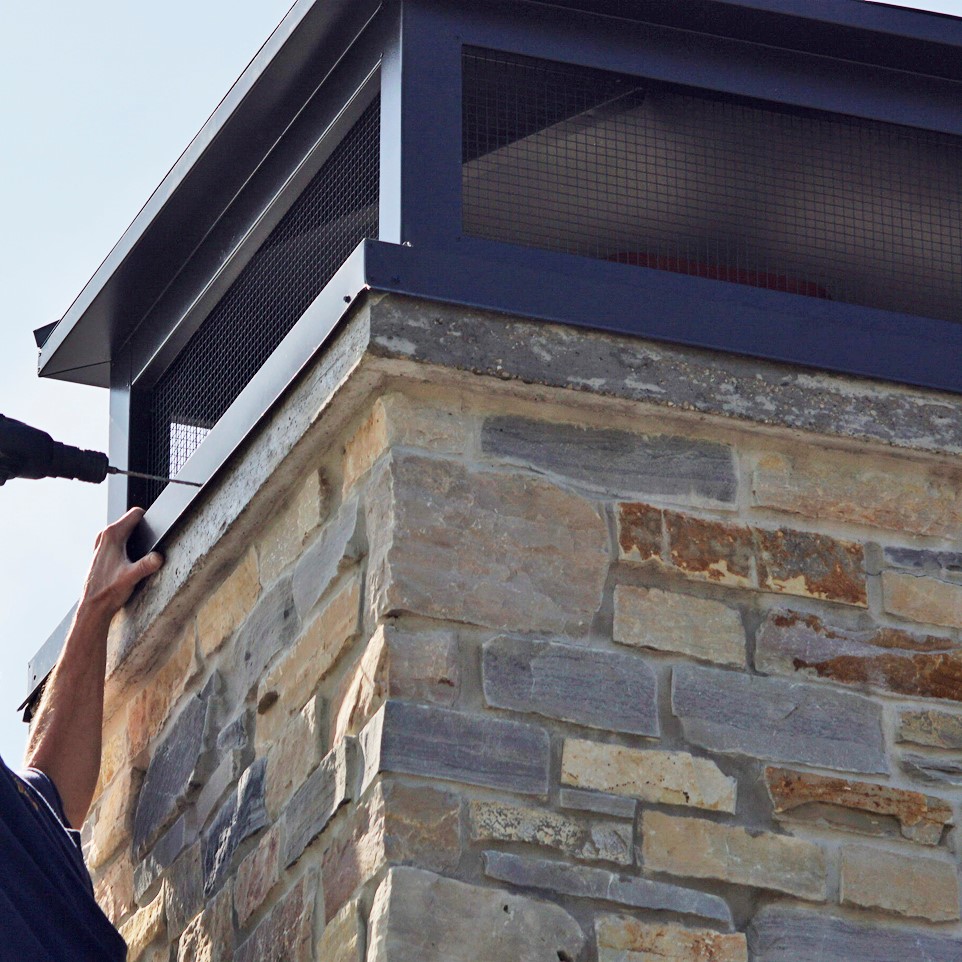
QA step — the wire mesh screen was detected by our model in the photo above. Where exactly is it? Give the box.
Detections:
[142,96,380,504]
[463,48,962,321]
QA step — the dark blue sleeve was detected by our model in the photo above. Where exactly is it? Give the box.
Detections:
[18,767,73,830]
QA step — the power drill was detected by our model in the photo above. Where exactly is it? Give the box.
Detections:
[0,414,199,487]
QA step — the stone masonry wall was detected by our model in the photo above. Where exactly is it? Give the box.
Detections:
[78,296,962,961]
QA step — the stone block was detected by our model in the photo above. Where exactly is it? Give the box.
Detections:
[765,767,952,845]
[751,451,962,539]
[642,811,826,900]
[134,814,190,903]
[366,866,586,962]
[343,394,468,494]
[614,586,746,667]
[331,623,461,746]
[256,573,359,749]
[197,548,260,658]
[898,708,962,749]
[88,766,143,869]
[883,570,962,629]
[840,844,960,921]
[318,899,364,962]
[617,502,664,562]
[483,851,732,925]
[597,915,747,962]
[226,576,300,706]
[468,798,632,865]
[901,753,962,786]
[290,497,362,620]
[754,527,865,606]
[366,453,608,635]
[234,823,280,927]
[885,546,962,574]
[482,637,659,736]
[265,695,324,818]
[94,848,135,927]
[97,712,131,797]
[558,788,637,821]
[561,738,736,813]
[321,778,461,922]
[193,756,238,836]
[133,673,220,856]
[283,738,358,868]
[756,608,962,702]
[118,885,166,962]
[672,664,886,773]
[749,905,962,962]
[665,512,754,588]
[481,415,737,503]
[165,842,203,938]
[235,874,316,962]
[176,881,233,962]
[257,470,324,584]
[359,701,550,797]
[203,758,268,896]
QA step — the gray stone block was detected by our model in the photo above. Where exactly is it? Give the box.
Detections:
[483,851,732,926]
[884,547,962,575]
[284,740,357,868]
[367,866,586,962]
[227,576,300,705]
[672,665,886,773]
[133,813,190,902]
[483,637,660,737]
[203,758,268,896]
[292,499,363,621]
[360,701,550,797]
[133,673,220,855]
[749,905,962,962]
[165,843,203,937]
[482,415,737,503]
[901,753,962,786]
[558,787,638,821]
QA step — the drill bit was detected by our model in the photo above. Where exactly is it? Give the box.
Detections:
[106,466,202,488]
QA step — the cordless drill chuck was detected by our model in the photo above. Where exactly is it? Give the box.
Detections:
[0,414,109,486]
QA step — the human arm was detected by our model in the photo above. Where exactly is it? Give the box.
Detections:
[22,508,163,828]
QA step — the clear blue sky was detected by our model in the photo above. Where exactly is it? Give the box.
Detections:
[0,0,960,766]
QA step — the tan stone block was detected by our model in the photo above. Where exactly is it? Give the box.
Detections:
[840,845,960,921]
[596,915,747,962]
[97,709,131,798]
[342,394,467,495]
[129,623,200,758]
[265,696,325,817]
[331,628,389,746]
[176,881,234,962]
[317,898,364,962]
[642,811,826,900]
[613,586,745,667]
[367,454,608,635]
[255,572,360,752]
[119,884,166,962]
[562,739,736,814]
[883,570,962,629]
[234,824,280,927]
[94,848,136,927]
[765,767,952,845]
[197,548,260,658]
[752,451,962,539]
[618,503,664,563]
[257,471,325,583]
[468,798,632,865]
[321,778,461,922]
[88,767,144,869]
[898,708,962,750]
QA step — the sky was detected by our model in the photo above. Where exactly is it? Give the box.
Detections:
[0,0,960,767]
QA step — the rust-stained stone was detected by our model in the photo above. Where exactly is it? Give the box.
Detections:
[898,708,962,750]
[765,767,952,846]
[665,512,754,587]
[755,528,865,606]
[617,502,663,562]
[756,609,962,702]
[596,915,747,962]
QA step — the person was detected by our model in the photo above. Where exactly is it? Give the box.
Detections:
[1,508,163,961]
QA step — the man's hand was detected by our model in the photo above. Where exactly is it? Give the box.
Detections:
[24,509,163,828]
[76,508,163,627]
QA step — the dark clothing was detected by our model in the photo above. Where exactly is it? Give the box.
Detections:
[0,756,127,961]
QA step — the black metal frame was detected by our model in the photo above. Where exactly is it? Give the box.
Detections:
[23,0,962,711]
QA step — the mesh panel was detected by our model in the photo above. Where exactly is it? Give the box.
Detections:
[463,48,962,320]
[143,96,380,504]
